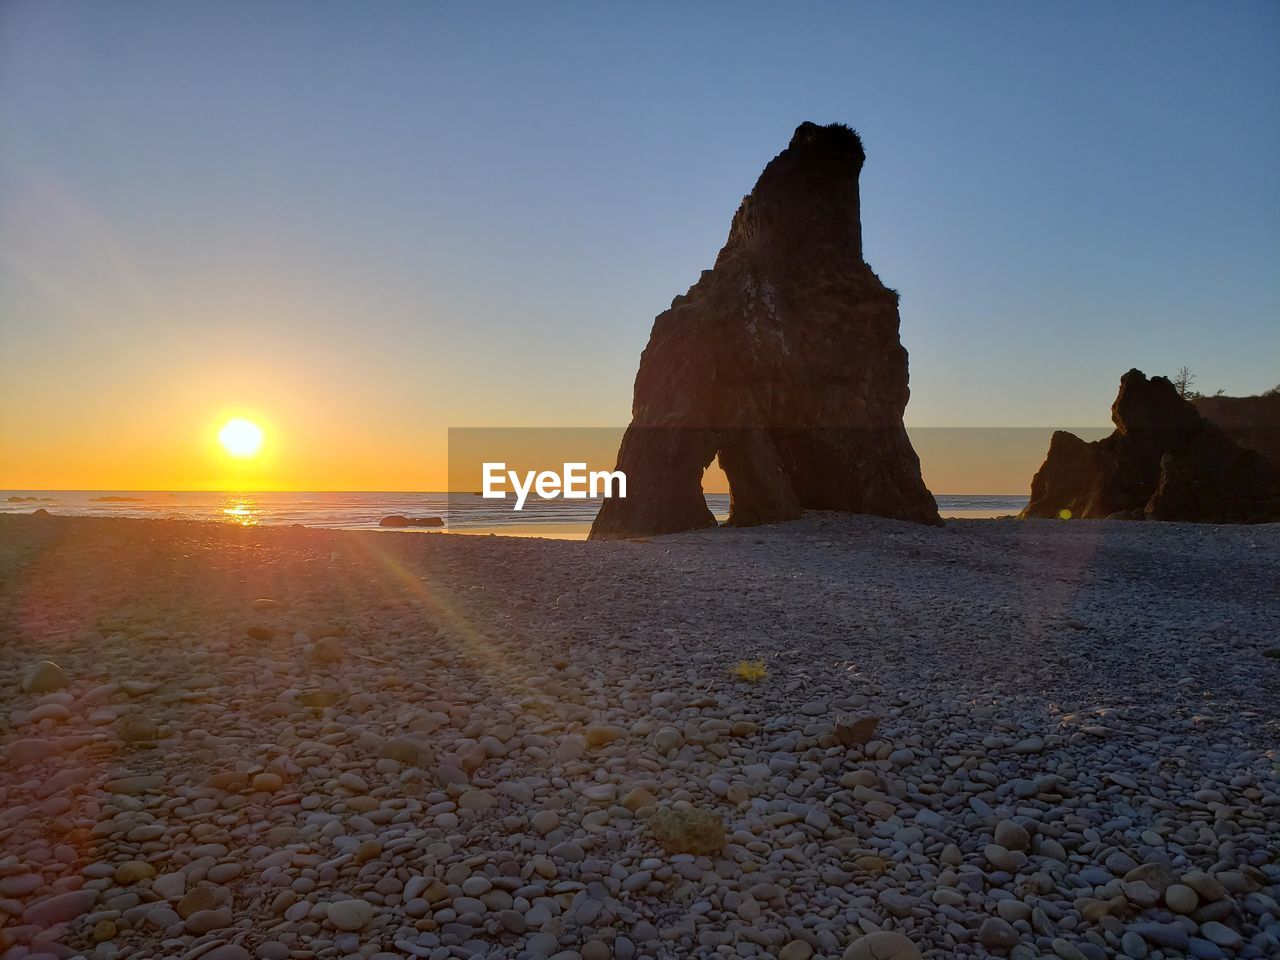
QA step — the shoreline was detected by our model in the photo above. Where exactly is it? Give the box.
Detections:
[2,513,1277,959]
[0,507,1023,543]
[0,492,1032,541]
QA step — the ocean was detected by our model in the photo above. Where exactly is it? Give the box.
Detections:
[0,491,1028,533]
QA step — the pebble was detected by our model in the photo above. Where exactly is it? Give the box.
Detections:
[531,810,561,833]
[338,771,368,793]
[653,727,684,753]
[994,819,1030,850]
[984,843,1025,873]
[1130,922,1189,951]
[104,774,164,795]
[326,898,374,931]
[1199,921,1242,948]
[115,860,156,884]
[585,723,624,747]
[0,874,42,897]
[178,887,219,918]
[252,771,284,792]
[21,660,68,692]
[843,931,922,959]
[1165,883,1199,913]
[1183,870,1226,902]
[622,786,657,811]
[184,907,232,934]
[582,783,616,803]
[117,714,159,741]
[23,889,97,926]
[978,917,1020,949]
[310,635,345,662]
[0,515,1273,960]
[7,738,62,764]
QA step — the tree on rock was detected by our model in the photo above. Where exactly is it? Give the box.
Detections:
[1172,365,1197,399]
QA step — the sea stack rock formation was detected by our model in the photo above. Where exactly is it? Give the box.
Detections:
[590,122,939,539]
[1021,369,1280,523]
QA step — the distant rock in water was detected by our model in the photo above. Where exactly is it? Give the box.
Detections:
[91,496,144,502]
[1194,392,1280,472]
[379,515,444,528]
[1022,370,1280,523]
[590,122,939,539]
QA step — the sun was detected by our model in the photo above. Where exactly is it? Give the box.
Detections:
[218,418,264,458]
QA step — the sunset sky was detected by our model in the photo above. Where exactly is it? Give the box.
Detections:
[2,1,1277,492]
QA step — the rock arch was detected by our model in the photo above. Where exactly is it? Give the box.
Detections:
[591,122,939,539]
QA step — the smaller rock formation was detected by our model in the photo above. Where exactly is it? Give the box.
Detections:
[1021,369,1280,523]
[379,515,444,528]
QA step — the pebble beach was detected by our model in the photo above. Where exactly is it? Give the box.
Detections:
[1,512,1277,960]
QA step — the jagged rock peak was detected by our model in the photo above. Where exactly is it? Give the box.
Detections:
[718,122,868,268]
[1110,368,1202,435]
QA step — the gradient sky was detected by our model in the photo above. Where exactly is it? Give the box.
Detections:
[2,1,1277,490]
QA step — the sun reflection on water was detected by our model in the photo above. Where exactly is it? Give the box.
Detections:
[222,499,259,526]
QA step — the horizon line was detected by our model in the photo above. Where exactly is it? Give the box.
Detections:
[1,487,1032,497]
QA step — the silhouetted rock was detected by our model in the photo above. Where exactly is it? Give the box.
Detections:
[1022,370,1280,523]
[379,515,444,528]
[1194,393,1280,471]
[590,122,938,539]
